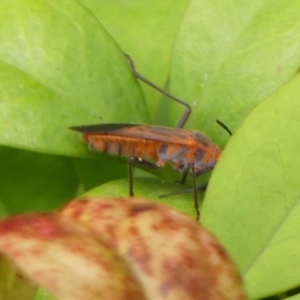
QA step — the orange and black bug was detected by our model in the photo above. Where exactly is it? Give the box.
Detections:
[70,55,230,220]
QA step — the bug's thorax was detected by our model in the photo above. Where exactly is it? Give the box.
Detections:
[157,139,221,174]
[194,143,221,175]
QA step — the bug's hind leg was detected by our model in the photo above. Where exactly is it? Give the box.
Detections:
[159,166,204,221]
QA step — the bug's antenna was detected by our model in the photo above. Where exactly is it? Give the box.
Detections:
[125,53,191,129]
[216,119,232,136]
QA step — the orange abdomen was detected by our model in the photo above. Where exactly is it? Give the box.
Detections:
[83,134,161,161]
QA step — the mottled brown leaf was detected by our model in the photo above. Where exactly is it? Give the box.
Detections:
[0,197,247,299]
[0,213,145,300]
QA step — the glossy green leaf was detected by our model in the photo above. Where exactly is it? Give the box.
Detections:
[171,0,300,147]
[245,198,300,298]
[0,0,148,157]
[80,0,190,121]
[0,147,78,213]
[203,72,300,298]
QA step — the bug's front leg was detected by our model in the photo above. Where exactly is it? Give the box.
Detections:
[127,157,163,197]
[177,171,188,185]
[128,158,134,197]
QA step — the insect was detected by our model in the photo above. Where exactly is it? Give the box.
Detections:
[70,55,230,220]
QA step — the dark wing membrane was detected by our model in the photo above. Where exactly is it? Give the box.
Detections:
[70,123,199,146]
[69,123,138,132]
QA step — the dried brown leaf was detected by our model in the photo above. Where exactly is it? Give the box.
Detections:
[0,197,248,299]
[0,213,145,300]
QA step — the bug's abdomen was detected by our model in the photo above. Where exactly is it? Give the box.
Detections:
[82,134,160,161]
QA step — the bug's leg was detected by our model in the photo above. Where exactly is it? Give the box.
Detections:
[191,164,200,221]
[128,157,162,197]
[177,171,188,185]
[128,158,135,197]
[124,53,191,129]
[159,184,207,198]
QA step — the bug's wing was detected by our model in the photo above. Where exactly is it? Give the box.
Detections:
[70,123,201,146]
[70,123,138,132]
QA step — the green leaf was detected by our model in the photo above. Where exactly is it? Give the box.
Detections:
[171,0,300,147]
[0,0,148,157]
[80,0,190,122]
[202,72,300,298]
[245,198,300,298]
[0,147,78,213]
